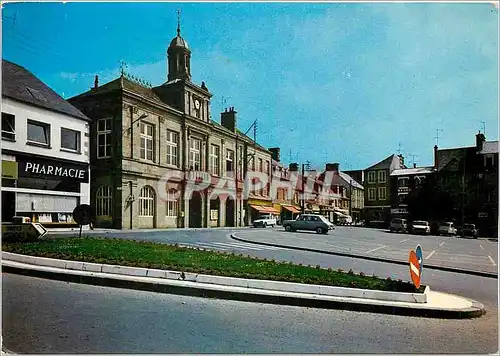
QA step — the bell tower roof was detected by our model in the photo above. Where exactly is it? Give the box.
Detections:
[167,9,192,82]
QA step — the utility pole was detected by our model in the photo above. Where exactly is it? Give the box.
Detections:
[462,158,466,228]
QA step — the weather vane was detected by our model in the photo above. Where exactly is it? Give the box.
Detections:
[176,9,182,35]
[119,60,128,76]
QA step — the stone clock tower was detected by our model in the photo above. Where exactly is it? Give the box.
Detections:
[154,17,212,122]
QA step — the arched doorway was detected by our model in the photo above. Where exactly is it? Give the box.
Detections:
[189,191,203,228]
[225,197,235,227]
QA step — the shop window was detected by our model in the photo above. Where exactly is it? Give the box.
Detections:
[27,120,50,146]
[16,176,80,193]
[96,185,113,216]
[61,127,81,152]
[1,113,15,141]
[139,186,155,217]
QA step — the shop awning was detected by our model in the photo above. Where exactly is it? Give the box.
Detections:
[261,207,280,214]
[335,211,348,217]
[250,205,266,212]
[282,205,301,214]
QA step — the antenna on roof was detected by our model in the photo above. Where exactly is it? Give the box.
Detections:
[221,96,228,112]
[119,60,128,76]
[397,142,403,155]
[408,153,418,167]
[435,128,443,146]
[479,121,486,135]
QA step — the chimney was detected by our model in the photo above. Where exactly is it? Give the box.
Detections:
[221,107,237,132]
[269,147,280,162]
[476,131,486,152]
[289,163,299,171]
[398,154,404,168]
[413,163,416,168]
[94,75,99,90]
[325,163,339,172]
[434,145,438,168]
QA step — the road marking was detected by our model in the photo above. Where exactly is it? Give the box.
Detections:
[425,250,436,260]
[400,239,409,243]
[480,244,484,250]
[488,255,496,267]
[439,241,445,247]
[365,245,386,254]
[212,242,264,250]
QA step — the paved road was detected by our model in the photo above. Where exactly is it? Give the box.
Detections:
[2,273,498,354]
[234,226,499,275]
[49,227,499,309]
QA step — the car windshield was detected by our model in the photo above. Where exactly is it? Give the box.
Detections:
[319,216,330,223]
[414,221,428,225]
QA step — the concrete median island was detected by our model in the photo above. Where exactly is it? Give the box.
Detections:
[2,237,486,318]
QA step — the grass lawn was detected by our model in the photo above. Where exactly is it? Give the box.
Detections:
[2,237,424,293]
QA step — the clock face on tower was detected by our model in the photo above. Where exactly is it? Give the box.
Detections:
[194,99,200,110]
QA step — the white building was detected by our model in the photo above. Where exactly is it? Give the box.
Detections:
[1,59,91,228]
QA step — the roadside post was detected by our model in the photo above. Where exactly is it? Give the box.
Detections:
[72,204,93,238]
[1,217,47,242]
[408,249,421,289]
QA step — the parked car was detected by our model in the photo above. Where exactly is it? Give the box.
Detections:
[389,218,407,233]
[282,214,335,234]
[438,222,457,236]
[411,220,430,235]
[460,223,478,238]
[252,214,277,228]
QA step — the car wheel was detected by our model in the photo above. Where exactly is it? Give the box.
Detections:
[263,222,267,228]
[316,227,323,234]
[285,225,292,232]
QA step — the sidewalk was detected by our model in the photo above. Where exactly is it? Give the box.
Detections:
[46,226,251,234]
[1,252,486,319]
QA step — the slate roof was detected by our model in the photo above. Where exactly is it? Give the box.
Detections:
[70,76,165,105]
[436,147,474,171]
[390,166,435,177]
[2,59,90,121]
[338,171,364,189]
[365,154,405,171]
[478,141,498,155]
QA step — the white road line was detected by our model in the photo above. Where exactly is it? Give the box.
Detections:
[400,239,409,243]
[212,242,265,251]
[365,246,386,254]
[439,242,445,247]
[425,250,436,260]
[488,255,497,267]
[480,244,484,250]
[192,243,231,251]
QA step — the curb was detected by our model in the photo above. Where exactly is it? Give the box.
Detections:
[230,234,498,279]
[1,254,486,319]
[46,227,252,235]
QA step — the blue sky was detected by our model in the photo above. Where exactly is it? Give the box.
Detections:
[2,2,498,170]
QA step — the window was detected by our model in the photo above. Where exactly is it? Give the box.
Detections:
[485,155,494,169]
[378,187,387,200]
[368,188,376,201]
[97,118,111,158]
[27,120,50,146]
[189,138,201,170]
[166,189,179,217]
[367,171,376,184]
[238,148,244,179]
[61,128,80,152]
[2,113,15,141]
[378,170,387,183]
[166,130,179,167]
[226,149,234,175]
[210,144,220,175]
[139,186,155,217]
[398,178,409,187]
[398,193,408,205]
[140,122,154,161]
[259,158,263,172]
[96,185,113,216]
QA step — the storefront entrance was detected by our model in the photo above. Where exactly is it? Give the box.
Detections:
[1,191,16,222]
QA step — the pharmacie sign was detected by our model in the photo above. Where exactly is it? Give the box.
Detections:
[18,157,89,183]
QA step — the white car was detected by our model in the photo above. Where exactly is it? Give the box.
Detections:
[411,220,430,235]
[438,222,457,236]
[252,214,277,228]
